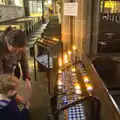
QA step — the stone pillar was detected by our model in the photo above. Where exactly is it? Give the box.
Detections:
[61,0,71,50]
[23,0,30,16]
[61,0,95,59]
[73,0,86,59]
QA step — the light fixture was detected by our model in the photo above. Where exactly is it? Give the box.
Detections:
[48,0,52,5]
[44,1,47,5]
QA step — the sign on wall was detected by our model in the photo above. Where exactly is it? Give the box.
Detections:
[64,3,78,16]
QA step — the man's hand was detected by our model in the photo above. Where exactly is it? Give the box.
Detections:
[25,78,31,89]
[15,94,27,105]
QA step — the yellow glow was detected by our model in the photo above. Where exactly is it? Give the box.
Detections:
[41,39,43,42]
[58,69,62,74]
[58,57,62,67]
[75,89,82,94]
[53,37,59,41]
[58,80,62,86]
[68,50,72,55]
[72,67,76,72]
[73,45,77,51]
[85,83,93,91]
[83,76,90,83]
[30,13,42,17]
[0,25,21,31]
[63,54,68,64]
[58,86,62,89]
[74,83,81,90]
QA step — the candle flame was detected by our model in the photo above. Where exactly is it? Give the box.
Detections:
[58,57,62,67]
[85,83,93,91]
[72,67,76,72]
[75,89,82,94]
[83,76,90,83]
[64,54,68,64]
[73,45,77,51]
[58,80,63,86]
[68,50,72,55]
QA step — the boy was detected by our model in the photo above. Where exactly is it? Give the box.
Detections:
[0,74,30,120]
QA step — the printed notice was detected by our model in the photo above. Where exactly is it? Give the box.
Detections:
[64,3,78,16]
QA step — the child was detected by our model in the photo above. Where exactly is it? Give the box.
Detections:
[0,74,30,120]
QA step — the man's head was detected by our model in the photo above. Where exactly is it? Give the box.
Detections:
[4,28,26,53]
[0,74,19,97]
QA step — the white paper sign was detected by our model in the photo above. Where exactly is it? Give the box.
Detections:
[64,3,78,16]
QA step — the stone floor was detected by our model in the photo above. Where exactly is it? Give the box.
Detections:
[17,24,50,120]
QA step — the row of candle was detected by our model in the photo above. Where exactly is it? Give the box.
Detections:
[58,46,77,67]
[72,66,93,95]
[57,68,93,94]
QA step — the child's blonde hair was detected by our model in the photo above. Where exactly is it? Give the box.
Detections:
[0,74,19,94]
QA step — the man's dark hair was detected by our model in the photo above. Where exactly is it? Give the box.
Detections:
[5,29,26,47]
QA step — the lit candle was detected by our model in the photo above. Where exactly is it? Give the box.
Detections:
[58,86,62,90]
[72,45,77,61]
[73,45,77,51]
[41,39,43,42]
[53,37,58,41]
[68,50,72,61]
[58,57,62,67]
[72,67,76,72]
[75,89,82,94]
[85,83,93,91]
[83,76,90,83]
[68,50,72,55]
[58,69,62,74]
[58,80,63,86]
[64,54,68,64]
[74,83,81,90]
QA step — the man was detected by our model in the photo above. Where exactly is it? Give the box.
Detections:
[0,26,31,89]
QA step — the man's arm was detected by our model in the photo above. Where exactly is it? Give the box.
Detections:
[19,48,30,81]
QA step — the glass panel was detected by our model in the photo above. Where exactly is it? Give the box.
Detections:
[0,0,5,5]
[14,0,23,6]
[98,0,120,53]
[28,0,42,17]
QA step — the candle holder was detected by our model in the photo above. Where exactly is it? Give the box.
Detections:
[58,57,62,67]
[83,76,90,83]
[68,50,72,62]
[63,53,69,64]
[72,45,77,62]
[85,83,93,91]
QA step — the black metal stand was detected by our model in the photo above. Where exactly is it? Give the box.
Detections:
[33,37,63,95]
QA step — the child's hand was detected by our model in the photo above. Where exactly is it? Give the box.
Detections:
[25,100,30,109]
[15,94,27,105]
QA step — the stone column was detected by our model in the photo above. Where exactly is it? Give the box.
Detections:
[72,0,86,59]
[23,0,30,16]
[61,0,71,50]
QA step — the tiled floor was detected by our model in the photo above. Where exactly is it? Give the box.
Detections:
[17,24,50,120]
